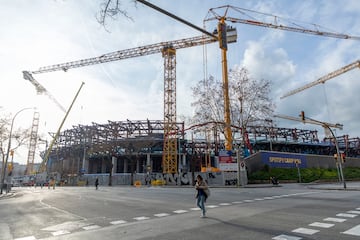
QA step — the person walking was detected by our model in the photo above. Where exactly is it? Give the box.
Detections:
[95,177,99,190]
[195,175,209,218]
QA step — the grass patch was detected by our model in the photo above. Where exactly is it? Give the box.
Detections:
[248,167,360,183]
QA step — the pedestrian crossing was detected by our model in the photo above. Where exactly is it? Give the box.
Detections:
[13,191,360,239]
[272,206,360,239]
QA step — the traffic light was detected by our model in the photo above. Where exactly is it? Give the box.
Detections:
[300,111,305,121]
[7,163,13,176]
[10,149,14,157]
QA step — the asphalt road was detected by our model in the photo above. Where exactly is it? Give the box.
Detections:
[0,183,360,240]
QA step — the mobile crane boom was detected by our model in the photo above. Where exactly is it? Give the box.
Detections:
[23,71,66,112]
[274,113,343,138]
[274,114,343,130]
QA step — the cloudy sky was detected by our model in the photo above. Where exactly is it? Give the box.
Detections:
[1,0,360,164]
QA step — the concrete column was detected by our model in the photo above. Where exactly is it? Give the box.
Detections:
[112,156,117,175]
[136,158,140,173]
[101,159,106,173]
[84,158,89,174]
[146,153,151,173]
[124,158,128,173]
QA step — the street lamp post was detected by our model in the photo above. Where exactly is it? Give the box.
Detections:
[0,107,33,194]
[265,119,273,151]
[305,117,346,189]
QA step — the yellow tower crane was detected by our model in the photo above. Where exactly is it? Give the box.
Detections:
[23,31,237,174]
[202,5,360,154]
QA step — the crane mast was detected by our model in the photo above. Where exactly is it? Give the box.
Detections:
[281,60,360,99]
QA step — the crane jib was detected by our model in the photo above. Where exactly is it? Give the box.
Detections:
[29,33,235,75]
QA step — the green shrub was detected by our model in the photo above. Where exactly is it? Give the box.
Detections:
[248,167,360,183]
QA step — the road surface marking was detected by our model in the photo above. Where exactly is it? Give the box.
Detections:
[154,213,170,217]
[173,210,188,214]
[336,213,357,218]
[232,201,243,204]
[110,220,127,225]
[323,217,347,223]
[272,195,282,198]
[254,198,264,201]
[347,210,360,214]
[190,207,201,211]
[342,224,360,236]
[83,225,101,230]
[264,197,275,200]
[292,228,319,235]
[133,216,150,221]
[243,200,254,202]
[272,234,302,240]
[207,205,219,208]
[309,222,334,228]
[219,203,231,206]
[14,237,37,240]
[52,230,70,236]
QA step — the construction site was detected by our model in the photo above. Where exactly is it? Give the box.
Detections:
[6,3,360,187]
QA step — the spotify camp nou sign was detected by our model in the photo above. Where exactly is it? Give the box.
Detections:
[261,152,307,168]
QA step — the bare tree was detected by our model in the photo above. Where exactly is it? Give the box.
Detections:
[191,66,275,144]
[229,66,274,129]
[0,115,31,167]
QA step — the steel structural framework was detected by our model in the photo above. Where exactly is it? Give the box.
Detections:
[44,119,360,175]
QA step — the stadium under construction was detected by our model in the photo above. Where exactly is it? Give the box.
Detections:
[41,119,360,186]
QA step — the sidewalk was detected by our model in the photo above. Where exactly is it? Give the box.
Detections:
[306,181,360,191]
[0,191,15,199]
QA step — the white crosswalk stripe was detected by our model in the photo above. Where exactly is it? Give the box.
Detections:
[292,227,319,235]
[309,222,334,228]
[133,216,150,221]
[173,210,188,214]
[110,220,127,225]
[190,207,201,211]
[342,224,360,236]
[336,213,357,218]
[52,230,70,236]
[207,205,219,208]
[272,234,302,240]
[154,213,170,217]
[323,217,347,223]
[14,237,37,240]
[219,203,231,206]
[347,210,360,214]
[83,225,101,230]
